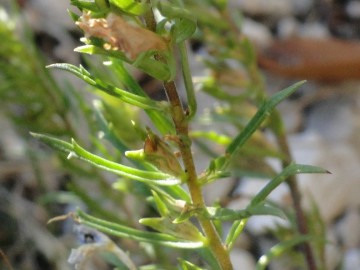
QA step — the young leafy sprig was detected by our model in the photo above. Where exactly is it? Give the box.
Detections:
[32,1,328,269]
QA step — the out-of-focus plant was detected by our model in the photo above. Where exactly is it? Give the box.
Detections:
[1,0,330,269]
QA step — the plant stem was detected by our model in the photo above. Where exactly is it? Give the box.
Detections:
[163,81,233,270]
[274,113,316,270]
[144,7,232,269]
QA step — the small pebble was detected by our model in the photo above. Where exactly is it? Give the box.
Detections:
[343,249,360,270]
[346,1,360,19]
[230,248,256,270]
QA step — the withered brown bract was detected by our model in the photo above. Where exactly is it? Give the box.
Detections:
[76,13,168,61]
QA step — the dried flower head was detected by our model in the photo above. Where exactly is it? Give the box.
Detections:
[76,12,168,61]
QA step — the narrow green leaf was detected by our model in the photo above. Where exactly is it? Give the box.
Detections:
[93,100,129,154]
[204,203,285,221]
[256,235,313,270]
[139,217,205,242]
[132,50,172,81]
[31,133,181,186]
[109,0,149,15]
[224,81,306,168]
[67,9,80,22]
[47,63,168,111]
[151,191,170,217]
[225,163,328,249]
[29,132,73,153]
[75,210,205,249]
[179,41,197,119]
[247,203,286,220]
[108,59,174,134]
[225,219,248,250]
[250,163,329,207]
[178,258,205,270]
[190,131,231,145]
[74,45,172,81]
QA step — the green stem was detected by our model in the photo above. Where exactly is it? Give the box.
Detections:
[144,7,232,269]
[163,81,233,270]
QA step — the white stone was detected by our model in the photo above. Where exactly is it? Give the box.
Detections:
[343,249,360,270]
[277,17,299,39]
[334,208,360,248]
[290,132,360,223]
[306,98,355,140]
[230,0,313,16]
[325,229,342,270]
[230,0,292,17]
[230,248,256,270]
[346,1,360,19]
[242,18,273,49]
[299,22,330,38]
[277,101,303,133]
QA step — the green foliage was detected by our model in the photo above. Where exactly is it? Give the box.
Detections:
[1,1,330,269]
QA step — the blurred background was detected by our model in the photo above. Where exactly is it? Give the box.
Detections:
[1,0,360,269]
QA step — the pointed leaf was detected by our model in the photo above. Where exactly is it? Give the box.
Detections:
[139,217,205,242]
[250,163,329,207]
[247,203,286,220]
[74,45,172,81]
[225,219,248,250]
[107,59,174,134]
[204,202,286,221]
[47,63,168,111]
[224,81,306,168]
[31,133,181,186]
[151,191,170,217]
[75,210,205,249]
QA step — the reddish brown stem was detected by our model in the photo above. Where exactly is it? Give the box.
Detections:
[277,132,316,270]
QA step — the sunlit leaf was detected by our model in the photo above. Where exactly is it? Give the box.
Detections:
[109,0,149,15]
[224,81,306,167]
[48,63,168,111]
[106,59,174,134]
[31,133,181,186]
[139,216,205,242]
[250,163,329,207]
[75,210,205,249]
[203,203,286,221]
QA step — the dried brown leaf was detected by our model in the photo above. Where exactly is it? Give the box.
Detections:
[76,13,167,60]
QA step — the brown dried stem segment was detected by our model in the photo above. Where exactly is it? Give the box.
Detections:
[163,81,234,270]
[275,125,316,270]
